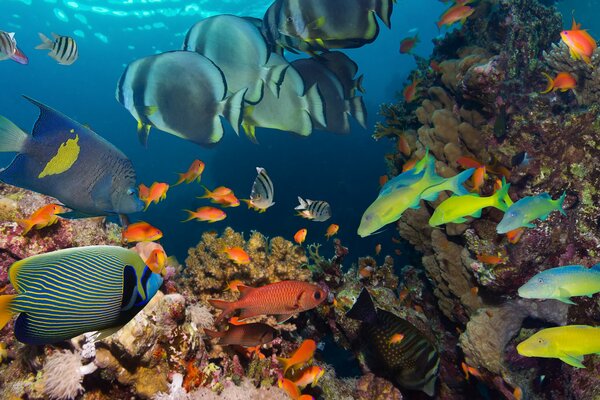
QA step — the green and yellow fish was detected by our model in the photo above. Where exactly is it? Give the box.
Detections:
[517,325,600,368]
[0,246,163,345]
[429,179,510,226]
[518,264,600,304]
[497,192,566,234]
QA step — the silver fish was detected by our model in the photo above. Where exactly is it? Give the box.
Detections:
[35,33,78,65]
[245,167,275,212]
[0,31,28,64]
[295,196,331,222]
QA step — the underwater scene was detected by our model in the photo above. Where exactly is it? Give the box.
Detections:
[0,0,599,399]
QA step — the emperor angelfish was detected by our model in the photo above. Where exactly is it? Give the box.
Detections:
[318,51,365,98]
[292,57,367,133]
[295,197,331,222]
[244,167,275,212]
[116,51,246,147]
[263,0,394,53]
[0,31,28,64]
[0,246,163,345]
[183,15,288,104]
[241,54,325,142]
[346,288,440,397]
[0,96,143,216]
[35,32,78,65]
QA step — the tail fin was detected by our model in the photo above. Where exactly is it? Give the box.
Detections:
[449,168,475,196]
[355,74,366,93]
[16,219,34,236]
[0,115,28,153]
[198,186,212,199]
[0,295,17,331]
[208,299,235,324]
[348,96,367,129]
[35,33,53,50]
[181,210,196,223]
[491,179,511,212]
[556,191,567,216]
[540,72,555,94]
[173,173,186,186]
[295,197,308,210]
[220,89,247,135]
[304,84,327,127]
[277,357,294,375]
[346,288,377,324]
[263,63,288,98]
[373,0,394,28]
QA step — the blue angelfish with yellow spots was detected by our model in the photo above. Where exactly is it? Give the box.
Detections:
[0,96,143,217]
[0,245,163,345]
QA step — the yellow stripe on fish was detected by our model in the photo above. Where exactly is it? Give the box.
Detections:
[37,134,80,178]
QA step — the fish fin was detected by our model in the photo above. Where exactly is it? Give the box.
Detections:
[454,217,468,223]
[556,191,567,215]
[219,89,247,135]
[540,72,554,94]
[277,356,292,374]
[35,33,53,50]
[237,285,254,298]
[181,210,196,223]
[450,168,476,196]
[137,121,151,147]
[492,178,511,212]
[0,295,17,331]
[557,297,577,305]
[471,210,482,218]
[304,84,327,128]
[204,328,225,339]
[373,0,394,28]
[295,197,307,210]
[0,115,28,153]
[348,96,367,129]
[355,74,366,94]
[242,120,259,144]
[346,288,377,324]
[276,314,294,324]
[16,219,34,235]
[558,353,585,368]
[208,299,235,325]
[263,63,288,98]
[525,223,536,228]
[144,106,158,116]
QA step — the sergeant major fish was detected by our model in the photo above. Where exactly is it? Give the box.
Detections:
[518,264,600,304]
[0,31,28,64]
[0,97,143,217]
[35,32,78,65]
[295,197,332,222]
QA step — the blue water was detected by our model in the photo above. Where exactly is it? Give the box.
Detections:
[1,0,595,264]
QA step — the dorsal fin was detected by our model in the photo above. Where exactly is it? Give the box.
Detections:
[571,16,582,31]
[22,96,84,139]
[238,285,254,298]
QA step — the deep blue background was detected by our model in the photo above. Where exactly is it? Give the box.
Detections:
[0,0,593,264]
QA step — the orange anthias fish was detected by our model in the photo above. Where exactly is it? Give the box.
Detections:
[294,228,307,245]
[174,159,205,186]
[513,386,523,400]
[278,378,301,400]
[145,248,167,274]
[223,247,251,265]
[506,228,524,244]
[278,339,317,374]
[540,72,577,93]
[561,17,597,65]
[437,5,475,29]
[200,186,239,207]
[402,158,418,172]
[457,156,511,179]
[477,254,504,265]
[292,365,325,389]
[209,281,326,324]
[389,333,405,344]
[399,33,419,54]
[397,134,411,156]
[403,78,421,103]
[325,224,339,239]
[122,221,163,244]
[182,207,226,223]
[225,280,244,293]
[375,244,382,256]
[140,182,169,211]
[17,204,66,235]
[471,166,487,193]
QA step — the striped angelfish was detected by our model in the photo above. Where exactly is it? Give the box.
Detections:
[346,288,440,397]
[295,197,331,222]
[244,167,275,212]
[0,246,163,345]
[0,31,28,64]
[35,32,78,65]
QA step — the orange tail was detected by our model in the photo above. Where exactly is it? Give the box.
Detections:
[16,219,34,236]
[173,173,186,186]
[181,210,196,223]
[540,72,554,94]
[0,295,17,330]
[208,299,236,324]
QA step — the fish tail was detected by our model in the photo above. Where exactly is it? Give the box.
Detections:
[208,299,235,324]
[0,294,17,331]
[355,74,366,93]
[346,288,377,324]
[220,89,247,135]
[492,178,511,212]
[263,63,288,98]
[0,115,28,154]
[540,72,555,94]
[242,120,259,144]
[203,328,224,339]
[449,168,475,196]
[348,96,368,129]
[143,199,152,211]
[556,191,567,216]
[34,32,53,50]
[173,173,186,186]
[199,186,212,199]
[373,0,394,28]
[304,84,327,127]
[16,219,34,235]
[181,210,196,223]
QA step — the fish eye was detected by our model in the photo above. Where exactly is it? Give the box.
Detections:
[287,17,293,22]
[537,278,544,284]
[537,338,544,344]
[314,291,322,300]
[127,188,135,196]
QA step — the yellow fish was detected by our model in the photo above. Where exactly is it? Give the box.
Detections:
[517,325,600,368]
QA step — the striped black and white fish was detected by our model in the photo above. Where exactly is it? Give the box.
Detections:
[346,288,440,397]
[295,196,331,222]
[35,32,78,65]
[0,246,162,345]
[244,167,275,212]
[0,31,28,64]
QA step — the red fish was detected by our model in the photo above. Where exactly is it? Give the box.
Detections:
[146,248,167,274]
[204,322,276,347]
[292,365,325,389]
[403,78,421,103]
[278,378,301,399]
[375,244,382,256]
[182,206,226,223]
[200,186,239,207]
[506,228,524,244]
[223,247,251,265]
[541,72,577,93]
[399,33,419,54]
[17,204,65,235]
[278,339,317,374]
[225,280,244,293]
[122,221,163,244]
[437,5,475,29]
[379,175,389,188]
[471,166,486,193]
[140,182,169,211]
[174,159,205,185]
[397,134,411,156]
[389,333,405,344]
[561,16,597,65]
[294,228,307,245]
[477,254,504,264]
[430,60,442,73]
[325,224,339,239]
[209,281,326,324]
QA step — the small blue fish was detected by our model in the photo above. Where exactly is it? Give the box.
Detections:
[497,192,566,234]
[518,264,600,304]
[0,246,162,345]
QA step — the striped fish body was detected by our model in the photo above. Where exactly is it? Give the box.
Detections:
[0,31,28,64]
[295,197,331,222]
[116,51,246,147]
[36,33,78,65]
[247,167,275,211]
[318,51,363,98]
[0,246,162,345]
[347,289,439,396]
[209,281,326,324]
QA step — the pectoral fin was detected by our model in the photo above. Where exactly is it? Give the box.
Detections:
[557,297,577,305]
[558,353,585,368]
[276,314,294,324]
[454,217,468,223]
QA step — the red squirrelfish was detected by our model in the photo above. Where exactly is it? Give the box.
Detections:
[540,72,577,93]
[278,339,317,374]
[17,204,65,235]
[122,221,163,244]
[174,159,205,185]
[400,33,419,54]
[209,281,326,324]
[561,17,597,65]
[437,5,475,29]
[403,78,421,103]
[182,206,226,223]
